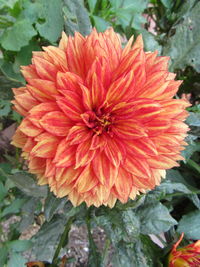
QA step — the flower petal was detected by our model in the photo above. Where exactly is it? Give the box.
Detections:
[40,111,72,136]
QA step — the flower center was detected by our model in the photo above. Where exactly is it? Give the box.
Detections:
[81,110,113,135]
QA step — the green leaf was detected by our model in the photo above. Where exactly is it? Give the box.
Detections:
[31,215,66,261]
[182,139,200,161]
[113,236,162,267]
[0,246,8,266]
[186,112,200,127]
[88,0,98,12]
[7,240,33,252]
[19,197,38,232]
[36,0,64,42]
[1,19,37,51]
[163,1,200,72]
[0,100,11,117]
[0,181,7,202]
[160,0,173,9]
[13,40,41,72]
[0,59,25,83]
[0,0,18,9]
[2,198,26,217]
[8,172,47,198]
[110,0,148,30]
[177,210,200,239]
[137,29,162,54]
[137,202,177,234]
[63,0,92,36]
[7,252,26,267]
[92,15,111,32]
[122,209,140,242]
[44,192,66,221]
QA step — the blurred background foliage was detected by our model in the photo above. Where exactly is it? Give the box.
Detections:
[0,0,200,266]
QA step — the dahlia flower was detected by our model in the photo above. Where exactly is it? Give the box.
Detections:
[12,28,189,207]
[169,233,200,267]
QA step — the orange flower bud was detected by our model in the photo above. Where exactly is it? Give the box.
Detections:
[169,233,200,267]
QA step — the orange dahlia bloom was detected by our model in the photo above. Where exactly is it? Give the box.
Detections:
[169,233,200,267]
[12,28,189,207]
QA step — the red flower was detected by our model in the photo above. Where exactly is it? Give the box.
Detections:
[169,233,200,267]
[12,28,189,207]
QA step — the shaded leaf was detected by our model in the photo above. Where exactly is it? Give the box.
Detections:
[163,2,200,72]
[88,0,98,12]
[1,19,37,51]
[7,252,26,267]
[110,0,148,30]
[7,240,33,252]
[137,29,162,54]
[186,112,200,127]
[92,15,111,32]
[0,59,25,83]
[63,0,92,36]
[2,198,26,217]
[36,0,64,43]
[0,246,8,266]
[13,40,41,72]
[182,139,200,161]
[177,210,200,239]
[19,197,38,232]
[113,235,162,267]
[31,215,66,261]
[8,172,47,198]
[0,181,7,202]
[0,100,11,117]
[44,192,66,221]
[137,202,177,235]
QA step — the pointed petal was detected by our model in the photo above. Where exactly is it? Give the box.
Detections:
[32,56,57,81]
[27,78,59,99]
[53,139,76,167]
[14,91,39,112]
[75,140,96,168]
[147,155,179,169]
[31,134,60,158]
[75,164,98,193]
[92,151,118,186]
[56,71,83,95]
[42,46,68,71]
[19,118,43,137]
[56,166,83,187]
[124,156,151,178]
[67,125,93,145]
[28,102,59,128]
[90,134,107,150]
[106,70,134,103]
[104,137,124,167]
[113,119,148,139]
[40,111,72,136]
[125,137,158,157]
[56,93,83,122]
[113,167,133,203]
[11,129,27,148]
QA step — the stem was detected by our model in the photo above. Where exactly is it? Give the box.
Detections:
[187,159,200,174]
[102,239,110,266]
[86,207,101,266]
[52,216,75,266]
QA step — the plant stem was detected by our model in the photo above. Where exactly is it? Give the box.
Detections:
[102,238,110,266]
[52,216,75,266]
